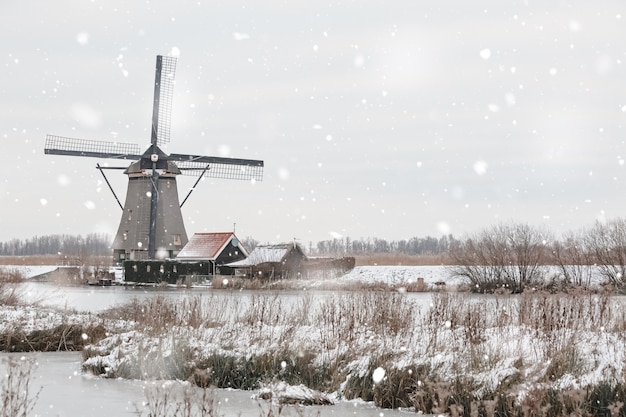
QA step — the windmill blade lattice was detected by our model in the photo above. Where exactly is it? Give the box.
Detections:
[44,135,142,160]
[152,56,177,146]
[177,159,264,181]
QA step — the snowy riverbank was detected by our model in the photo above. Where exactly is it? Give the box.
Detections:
[2,267,625,414]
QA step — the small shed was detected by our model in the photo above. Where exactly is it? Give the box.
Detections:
[176,232,248,276]
[226,243,307,279]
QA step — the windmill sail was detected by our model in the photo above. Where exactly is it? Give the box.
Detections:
[177,162,263,181]
[173,154,264,181]
[44,135,142,160]
[152,55,177,146]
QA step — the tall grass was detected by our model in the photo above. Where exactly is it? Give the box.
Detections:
[0,356,40,417]
[134,383,221,417]
[84,290,626,415]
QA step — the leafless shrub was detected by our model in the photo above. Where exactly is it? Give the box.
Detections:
[449,222,551,293]
[585,219,626,289]
[0,356,40,417]
[0,268,28,306]
[550,229,595,287]
[0,267,25,283]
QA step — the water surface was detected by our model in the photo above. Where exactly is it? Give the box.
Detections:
[1,352,412,417]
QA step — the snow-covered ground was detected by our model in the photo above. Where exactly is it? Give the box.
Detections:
[0,265,61,279]
[339,265,462,286]
[339,264,608,288]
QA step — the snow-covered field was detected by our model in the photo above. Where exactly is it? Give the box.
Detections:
[339,265,608,288]
[339,265,462,286]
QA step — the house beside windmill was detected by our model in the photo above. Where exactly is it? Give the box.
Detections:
[227,243,307,279]
[122,232,248,284]
[176,232,248,275]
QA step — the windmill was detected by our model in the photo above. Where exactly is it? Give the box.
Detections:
[44,55,264,262]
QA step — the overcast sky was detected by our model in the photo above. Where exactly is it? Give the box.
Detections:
[2,0,626,246]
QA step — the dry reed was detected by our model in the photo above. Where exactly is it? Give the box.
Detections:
[0,356,40,417]
[80,290,626,416]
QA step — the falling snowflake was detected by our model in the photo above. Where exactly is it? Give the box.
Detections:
[372,367,385,384]
[76,32,89,45]
[473,160,488,175]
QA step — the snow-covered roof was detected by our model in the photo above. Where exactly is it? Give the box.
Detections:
[227,244,294,267]
[176,232,244,260]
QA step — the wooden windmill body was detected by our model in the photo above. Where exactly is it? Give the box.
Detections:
[45,55,264,262]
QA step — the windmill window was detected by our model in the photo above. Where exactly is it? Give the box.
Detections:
[173,234,181,245]
[123,231,128,241]
[146,265,151,272]
[128,210,132,221]
[133,265,138,272]
[173,265,177,273]
[160,265,164,273]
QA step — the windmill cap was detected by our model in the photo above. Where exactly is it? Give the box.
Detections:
[125,160,182,175]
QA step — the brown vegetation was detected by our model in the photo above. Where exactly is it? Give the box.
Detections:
[0,356,40,417]
[354,252,453,266]
[79,290,626,416]
[0,255,63,266]
[1,324,107,352]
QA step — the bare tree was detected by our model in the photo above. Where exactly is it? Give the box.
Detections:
[449,222,551,293]
[550,229,595,287]
[584,219,626,289]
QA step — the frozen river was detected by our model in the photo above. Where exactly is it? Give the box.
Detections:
[19,281,436,312]
[1,351,415,417]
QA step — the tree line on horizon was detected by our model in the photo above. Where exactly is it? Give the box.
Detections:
[311,234,456,256]
[0,233,111,257]
[0,233,455,258]
[4,219,626,292]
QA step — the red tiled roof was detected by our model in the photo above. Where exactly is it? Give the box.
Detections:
[176,232,236,260]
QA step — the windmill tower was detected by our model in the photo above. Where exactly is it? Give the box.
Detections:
[44,55,264,262]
